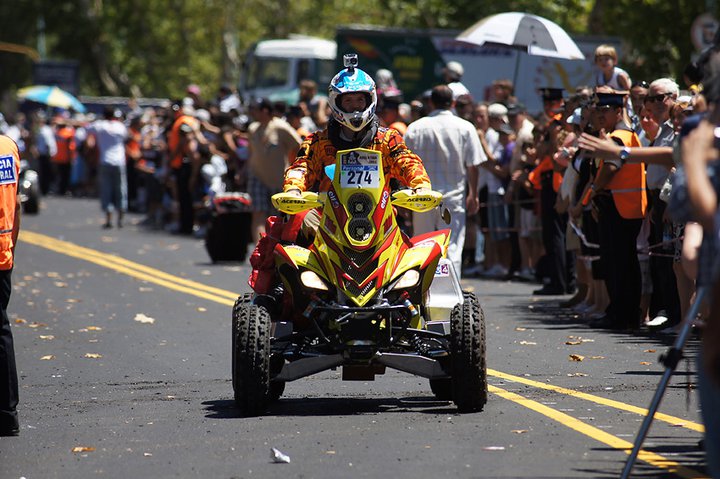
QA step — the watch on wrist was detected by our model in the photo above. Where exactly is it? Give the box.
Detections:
[619,146,631,164]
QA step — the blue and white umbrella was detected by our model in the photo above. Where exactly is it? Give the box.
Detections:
[17,85,86,113]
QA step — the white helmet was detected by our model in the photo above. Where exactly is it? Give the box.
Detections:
[328,61,377,132]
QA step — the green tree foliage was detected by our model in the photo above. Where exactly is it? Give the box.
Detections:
[0,0,715,101]
[589,0,710,86]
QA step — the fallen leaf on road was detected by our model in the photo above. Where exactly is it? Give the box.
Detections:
[511,430,528,434]
[201,270,211,276]
[87,326,102,331]
[47,272,61,278]
[84,353,103,359]
[40,355,55,360]
[53,281,68,288]
[139,287,153,292]
[567,373,588,377]
[590,356,605,360]
[515,327,527,331]
[644,349,656,353]
[39,335,55,340]
[144,452,153,457]
[66,298,80,303]
[639,361,651,365]
[71,446,95,453]
[23,275,34,281]
[14,318,27,324]
[565,340,582,345]
[101,236,116,243]
[166,244,180,251]
[134,313,155,324]
[519,340,537,345]
[569,354,585,362]
[28,322,47,328]
[325,450,336,455]
[196,307,207,312]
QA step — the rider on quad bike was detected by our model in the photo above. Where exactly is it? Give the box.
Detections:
[238,55,487,417]
[249,55,432,298]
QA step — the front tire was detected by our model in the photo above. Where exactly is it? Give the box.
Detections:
[449,291,487,412]
[232,295,272,416]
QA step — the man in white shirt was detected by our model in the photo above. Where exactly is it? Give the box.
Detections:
[404,85,486,275]
[32,112,57,195]
[86,107,128,229]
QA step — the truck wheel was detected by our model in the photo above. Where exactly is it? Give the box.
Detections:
[449,291,487,412]
[232,295,271,416]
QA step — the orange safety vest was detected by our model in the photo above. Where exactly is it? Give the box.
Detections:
[603,128,647,219]
[528,155,563,192]
[53,126,76,164]
[0,136,20,270]
[168,115,199,169]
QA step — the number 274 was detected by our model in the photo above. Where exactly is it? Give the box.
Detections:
[346,170,373,185]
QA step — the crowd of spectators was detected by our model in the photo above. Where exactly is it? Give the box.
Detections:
[0,45,710,336]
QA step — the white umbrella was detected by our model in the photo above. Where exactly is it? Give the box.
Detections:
[457,12,585,60]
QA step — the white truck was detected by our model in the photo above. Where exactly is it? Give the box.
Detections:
[240,26,621,114]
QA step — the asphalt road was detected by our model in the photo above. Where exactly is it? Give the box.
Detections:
[0,197,709,479]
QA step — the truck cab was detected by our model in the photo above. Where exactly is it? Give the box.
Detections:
[240,36,337,105]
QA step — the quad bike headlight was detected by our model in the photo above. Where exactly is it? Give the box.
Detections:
[300,270,329,291]
[391,269,420,290]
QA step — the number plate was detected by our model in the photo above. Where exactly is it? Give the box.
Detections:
[339,150,380,189]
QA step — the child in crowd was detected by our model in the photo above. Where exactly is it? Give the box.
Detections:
[594,44,631,91]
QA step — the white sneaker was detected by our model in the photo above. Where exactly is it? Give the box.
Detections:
[485,264,508,278]
[646,315,669,328]
[517,268,535,281]
[463,263,485,277]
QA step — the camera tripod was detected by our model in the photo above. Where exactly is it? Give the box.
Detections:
[620,285,709,479]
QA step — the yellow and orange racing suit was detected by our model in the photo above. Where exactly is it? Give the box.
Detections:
[283,126,431,193]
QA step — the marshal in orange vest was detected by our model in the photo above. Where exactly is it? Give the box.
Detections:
[602,127,647,219]
[0,136,21,270]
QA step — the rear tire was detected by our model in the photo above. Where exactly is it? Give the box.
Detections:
[23,193,39,214]
[449,291,487,412]
[232,295,271,416]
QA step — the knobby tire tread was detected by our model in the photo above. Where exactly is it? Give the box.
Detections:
[450,291,488,412]
[232,294,271,416]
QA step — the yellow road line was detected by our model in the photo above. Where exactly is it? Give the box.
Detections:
[488,368,704,433]
[21,231,236,306]
[22,231,240,300]
[489,385,707,478]
[23,230,706,476]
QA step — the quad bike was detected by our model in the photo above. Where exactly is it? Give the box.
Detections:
[232,147,487,416]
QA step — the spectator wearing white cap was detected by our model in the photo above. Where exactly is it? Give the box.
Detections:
[443,61,471,100]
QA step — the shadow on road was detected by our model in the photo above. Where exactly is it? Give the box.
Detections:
[202,395,462,419]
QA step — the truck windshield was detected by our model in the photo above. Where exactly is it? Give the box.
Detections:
[246,58,290,89]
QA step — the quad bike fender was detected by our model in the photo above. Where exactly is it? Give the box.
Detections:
[391,229,450,290]
[273,243,327,280]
